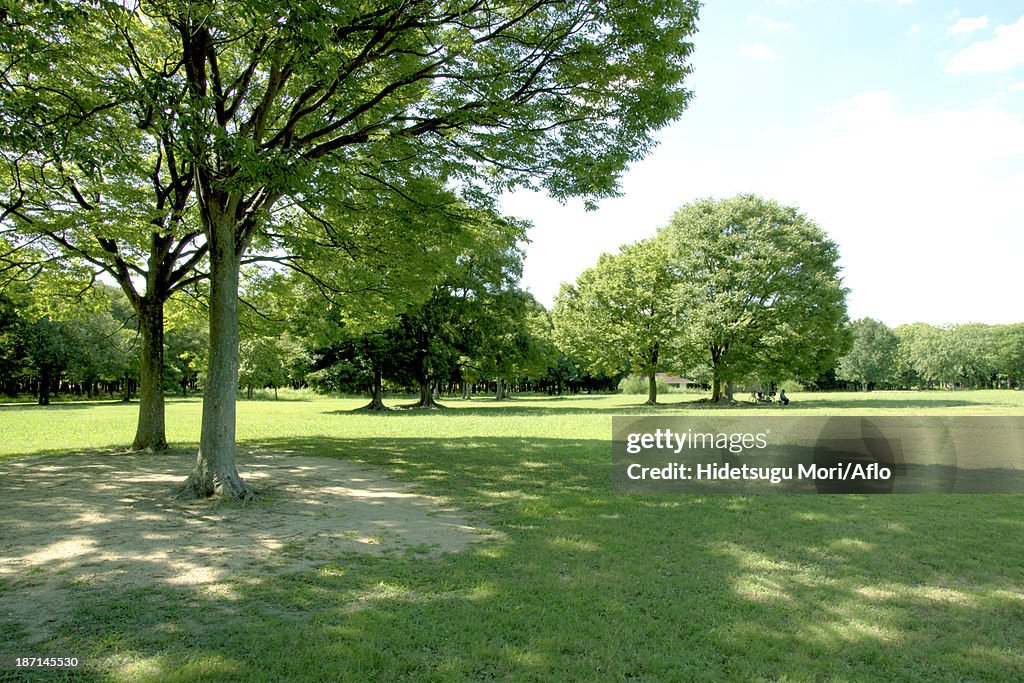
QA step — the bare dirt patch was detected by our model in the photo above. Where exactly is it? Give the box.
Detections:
[0,449,488,646]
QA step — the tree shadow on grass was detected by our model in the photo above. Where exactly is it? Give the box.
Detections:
[0,400,131,412]
[319,395,1014,418]
[785,396,978,410]
[0,445,486,675]
[321,401,720,418]
[5,436,1023,679]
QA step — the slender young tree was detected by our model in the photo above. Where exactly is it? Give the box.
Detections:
[553,238,681,405]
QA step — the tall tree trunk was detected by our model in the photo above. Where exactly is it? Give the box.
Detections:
[644,344,660,406]
[38,367,51,406]
[416,380,442,408]
[131,298,168,451]
[462,380,471,400]
[645,370,658,405]
[710,345,723,402]
[180,211,251,500]
[495,377,506,401]
[357,365,388,411]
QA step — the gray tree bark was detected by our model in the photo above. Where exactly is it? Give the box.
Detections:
[356,365,389,411]
[131,298,168,451]
[645,370,658,405]
[644,344,660,405]
[179,210,252,500]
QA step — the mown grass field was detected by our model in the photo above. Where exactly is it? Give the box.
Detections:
[2,390,1024,681]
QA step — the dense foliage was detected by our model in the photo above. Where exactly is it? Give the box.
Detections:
[554,195,853,402]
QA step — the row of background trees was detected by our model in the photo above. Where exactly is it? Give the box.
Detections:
[0,242,614,407]
[838,318,1024,392]
[5,214,1022,409]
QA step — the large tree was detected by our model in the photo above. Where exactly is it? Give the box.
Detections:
[4,0,699,498]
[659,194,850,402]
[553,238,682,404]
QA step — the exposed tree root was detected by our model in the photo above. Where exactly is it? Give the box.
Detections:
[130,436,169,452]
[397,400,446,410]
[176,458,256,502]
[352,399,391,412]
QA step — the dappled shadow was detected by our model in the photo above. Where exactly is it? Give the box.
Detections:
[0,448,487,656]
[3,435,1024,679]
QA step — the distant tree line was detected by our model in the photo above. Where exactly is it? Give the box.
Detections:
[837,318,1024,391]
[0,238,619,406]
[6,228,1019,412]
[0,280,208,405]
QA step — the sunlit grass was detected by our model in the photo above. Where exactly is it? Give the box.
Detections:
[2,389,1023,458]
[2,391,1024,680]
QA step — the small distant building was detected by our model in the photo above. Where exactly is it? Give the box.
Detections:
[655,373,695,389]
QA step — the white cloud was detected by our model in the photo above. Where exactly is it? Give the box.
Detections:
[741,93,1024,324]
[506,92,1024,325]
[947,16,1024,73]
[748,14,792,31]
[738,44,778,61]
[947,15,989,35]
[1010,80,1024,90]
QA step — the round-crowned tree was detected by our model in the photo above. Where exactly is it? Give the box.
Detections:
[553,238,685,405]
[659,194,851,402]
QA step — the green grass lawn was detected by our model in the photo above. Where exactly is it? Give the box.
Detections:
[2,391,1024,681]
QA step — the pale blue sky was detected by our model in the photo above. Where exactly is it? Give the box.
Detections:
[501,1,1024,326]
